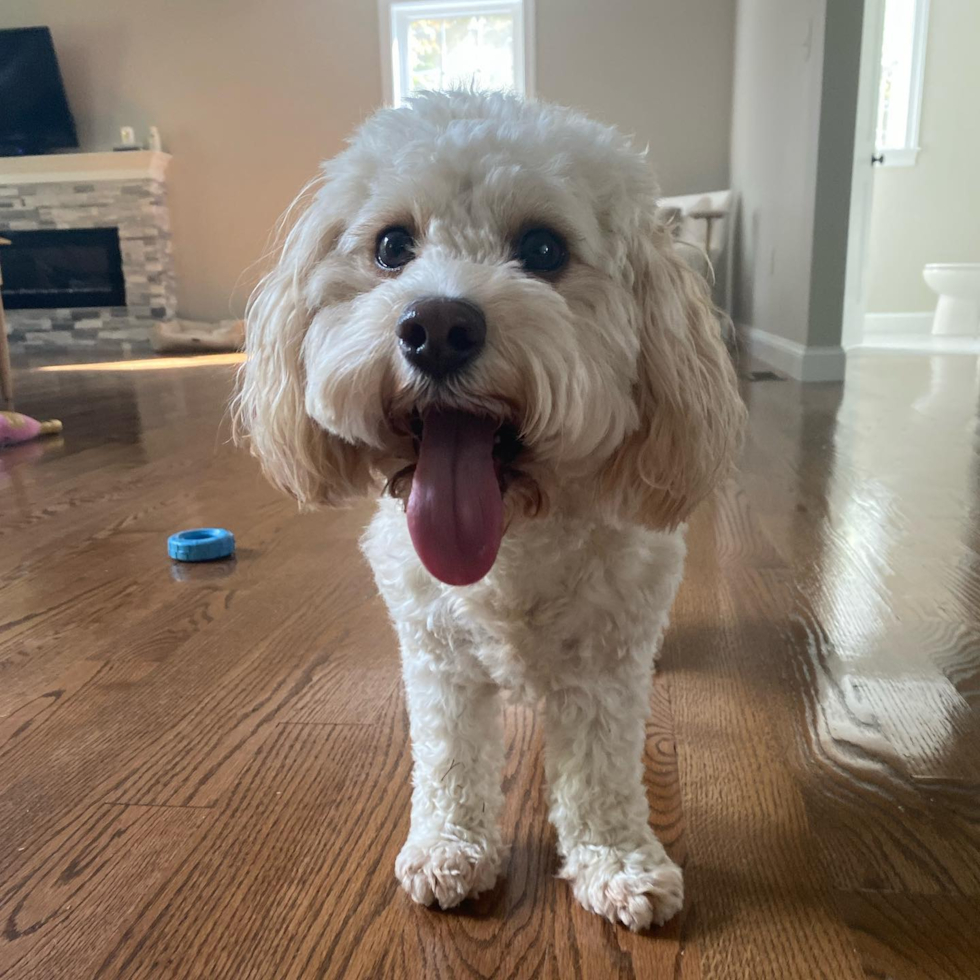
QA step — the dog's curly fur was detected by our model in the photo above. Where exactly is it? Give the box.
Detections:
[235,91,745,930]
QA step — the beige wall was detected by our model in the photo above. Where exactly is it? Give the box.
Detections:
[2,0,382,323]
[730,0,862,354]
[730,0,825,347]
[1,0,735,322]
[536,0,734,196]
[866,0,980,314]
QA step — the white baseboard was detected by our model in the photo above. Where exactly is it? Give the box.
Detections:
[863,312,933,336]
[856,335,980,354]
[857,311,980,352]
[737,324,846,382]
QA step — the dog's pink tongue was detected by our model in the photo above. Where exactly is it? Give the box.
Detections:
[407,409,503,586]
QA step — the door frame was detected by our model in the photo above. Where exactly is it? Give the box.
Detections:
[841,0,886,350]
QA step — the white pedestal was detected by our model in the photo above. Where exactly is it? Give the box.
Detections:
[932,296,980,337]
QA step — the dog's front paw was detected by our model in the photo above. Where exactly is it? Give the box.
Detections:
[396,836,502,909]
[561,843,683,931]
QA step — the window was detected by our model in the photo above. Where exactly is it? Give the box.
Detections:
[379,0,533,106]
[875,0,929,166]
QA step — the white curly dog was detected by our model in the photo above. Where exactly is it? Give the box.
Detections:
[237,91,744,931]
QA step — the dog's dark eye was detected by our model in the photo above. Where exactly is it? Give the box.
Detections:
[376,227,416,270]
[516,228,567,275]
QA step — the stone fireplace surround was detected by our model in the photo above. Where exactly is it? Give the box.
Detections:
[0,151,176,349]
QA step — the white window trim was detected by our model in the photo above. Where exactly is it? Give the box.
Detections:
[878,145,919,167]
[378,0,535,106]
[876,0,929,167]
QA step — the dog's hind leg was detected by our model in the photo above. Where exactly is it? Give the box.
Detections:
[543,650,683,931]
[394,652,506,909]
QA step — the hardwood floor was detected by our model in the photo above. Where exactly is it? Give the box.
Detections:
[1,350,979,979]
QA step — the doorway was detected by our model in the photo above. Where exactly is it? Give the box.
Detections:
[843,0,980,354]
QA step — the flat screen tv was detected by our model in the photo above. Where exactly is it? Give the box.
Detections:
[0,26,78,156]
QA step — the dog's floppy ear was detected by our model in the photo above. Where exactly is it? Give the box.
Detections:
[604,220,745,529]
[234,186,373,507]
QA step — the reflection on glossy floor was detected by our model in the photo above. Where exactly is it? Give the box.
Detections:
[1,351,979,979]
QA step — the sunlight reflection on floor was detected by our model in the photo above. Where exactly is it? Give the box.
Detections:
[34,352,246,373]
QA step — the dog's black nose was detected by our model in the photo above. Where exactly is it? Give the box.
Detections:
[396,297,486,379]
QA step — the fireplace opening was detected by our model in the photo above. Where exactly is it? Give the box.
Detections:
[0,227,126,309]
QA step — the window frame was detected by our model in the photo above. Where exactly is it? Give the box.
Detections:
[378,0,535,106]
[875,0,930,167]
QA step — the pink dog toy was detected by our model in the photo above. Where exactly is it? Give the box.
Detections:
[0,411,63,446]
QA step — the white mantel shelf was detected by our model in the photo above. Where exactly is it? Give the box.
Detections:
[0,150,171,185]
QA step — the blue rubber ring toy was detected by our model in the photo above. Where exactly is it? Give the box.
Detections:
[168,528,235,562]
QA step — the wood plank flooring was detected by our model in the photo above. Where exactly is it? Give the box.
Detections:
[1,350,979,979]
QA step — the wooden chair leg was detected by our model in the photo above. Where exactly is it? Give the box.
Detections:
[0,296,12,411]
[0,238,13,410]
